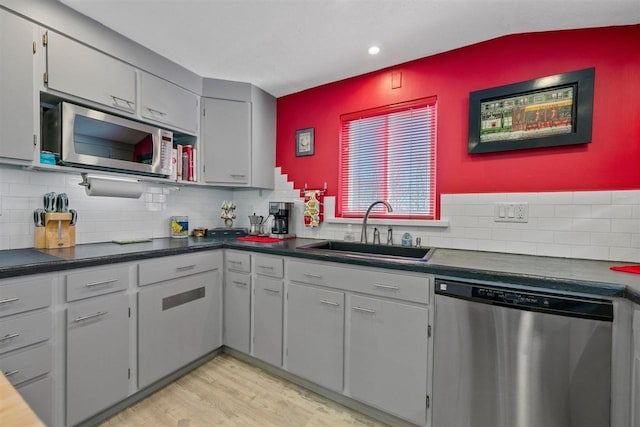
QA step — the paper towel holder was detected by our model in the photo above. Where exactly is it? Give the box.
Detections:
[79,173,143,198]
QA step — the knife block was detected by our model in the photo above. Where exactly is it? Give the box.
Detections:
[34,212,76,249]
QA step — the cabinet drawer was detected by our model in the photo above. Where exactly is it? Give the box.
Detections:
[0,275,52,318]
[226,250,251,273]
[288,259,430,304]
[139,251,222,286]
[0,311,51,355]
[0,343,51,386]
[66,264,130,302]
[254,255,283,278]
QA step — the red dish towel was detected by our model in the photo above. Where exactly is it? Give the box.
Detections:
[610,265,640,274]
[237,236,296,243]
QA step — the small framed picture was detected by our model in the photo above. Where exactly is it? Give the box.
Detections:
[296,128,315,157]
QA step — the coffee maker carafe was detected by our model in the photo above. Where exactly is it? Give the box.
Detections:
[269,202,294,238]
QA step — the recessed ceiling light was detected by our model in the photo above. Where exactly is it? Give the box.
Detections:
[368,46,380,55]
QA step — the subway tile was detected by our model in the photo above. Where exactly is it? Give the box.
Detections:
[554,231,590,245]
[610,247,640,263]
[536,243,572,258]
[591,232,631,247]
[504,241,537,255]
[537,217,573,231]
[611,219,640,233]
[537,192,573,205]
[529,205,555,218]
[505,192,538,203]
[521,230,554,243]
[572,191,612,205]
[571,218,611,233]
[570,245,610,261]
[555,205,591,218]
[449,238,479,251]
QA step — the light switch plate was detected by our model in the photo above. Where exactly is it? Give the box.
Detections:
[494,202,528,223]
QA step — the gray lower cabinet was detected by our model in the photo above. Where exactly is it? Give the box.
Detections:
[633,308,640,427]
[348,295,429,425]
[66,292,130,426]
[16,376,53,426]
[253,276,283,366]
[286,283,344,392]
[138,269,222,389]
[224,270,251,353]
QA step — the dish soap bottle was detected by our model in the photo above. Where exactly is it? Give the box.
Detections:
[344,224,355,242]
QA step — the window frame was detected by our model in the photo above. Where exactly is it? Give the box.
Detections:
[337,96,437,220]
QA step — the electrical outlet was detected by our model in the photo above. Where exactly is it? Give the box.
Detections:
[494,202,528,223]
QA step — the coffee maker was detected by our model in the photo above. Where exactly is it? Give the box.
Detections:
[269,202,294,238]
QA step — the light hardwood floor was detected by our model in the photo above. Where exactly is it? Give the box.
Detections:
[101,354,389,427]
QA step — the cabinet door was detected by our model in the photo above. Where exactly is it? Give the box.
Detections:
[633,309,640,427]
[0,10,35,161]
[286,283,344,392]
[67,292,129,426]
[140,72,199,133]
[253,276,283,366]
[16,376,53,426]
[47,31,136,113]
[201,97,251,185]
[224,271,251,353]
[348,295,428,425]
[138,270,222,388]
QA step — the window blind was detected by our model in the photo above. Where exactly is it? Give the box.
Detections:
[338,97,436,219]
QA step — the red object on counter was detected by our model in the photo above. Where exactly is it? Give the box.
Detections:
[610,265,640,274]
[237,236,296,243]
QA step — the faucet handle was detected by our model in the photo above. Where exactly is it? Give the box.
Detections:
[373,227,381,244]
[387,226,393,245]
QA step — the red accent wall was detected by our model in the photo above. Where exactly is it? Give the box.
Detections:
[276,25,640,217]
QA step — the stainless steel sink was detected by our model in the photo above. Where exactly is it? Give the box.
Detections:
[297,240,434,261]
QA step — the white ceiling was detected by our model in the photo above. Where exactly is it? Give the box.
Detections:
[59,0,640,97]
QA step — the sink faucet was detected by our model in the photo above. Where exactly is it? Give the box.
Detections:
[361,200,393,243]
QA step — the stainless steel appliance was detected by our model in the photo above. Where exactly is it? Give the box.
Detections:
[269,202,294,238]
[432,278,613,427]
[42,102,172,177]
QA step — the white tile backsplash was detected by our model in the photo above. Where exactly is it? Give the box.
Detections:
[2,164,640,263]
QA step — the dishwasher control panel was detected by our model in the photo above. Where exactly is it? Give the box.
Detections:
[435,279,613,321]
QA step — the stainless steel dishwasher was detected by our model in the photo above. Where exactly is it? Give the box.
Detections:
[432,278,613,427]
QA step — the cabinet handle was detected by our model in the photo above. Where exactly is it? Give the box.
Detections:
[304,273,323,279]
[227,260,242,264]
[374,284,400,291]
[147,107,168,117]
[0,297,19,305]
[85,279,118,288]
[176,265,196,271]
[229,174,247,179]
[352,306,376,314]
[320,299,339,307]
[0,333,20,342]
[110,95,135,110]
[232,281,248,287]
[264,288,280,294]
[258,265,274,270]
[3,369,19,377]
[73,311,107,323]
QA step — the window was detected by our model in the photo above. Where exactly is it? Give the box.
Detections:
[338,97,436,219]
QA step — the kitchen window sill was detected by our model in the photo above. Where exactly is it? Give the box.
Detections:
[326,217,449,228]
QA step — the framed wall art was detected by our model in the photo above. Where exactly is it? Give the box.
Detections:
[468,67,595,154]
[295,127,315,157]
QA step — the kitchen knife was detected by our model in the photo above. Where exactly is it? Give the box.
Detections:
[70,209,78,226]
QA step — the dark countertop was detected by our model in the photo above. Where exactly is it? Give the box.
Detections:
[1,237,639,304]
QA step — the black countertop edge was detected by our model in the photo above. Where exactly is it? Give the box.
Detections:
[0,241,224,280]
[0,237,637,303]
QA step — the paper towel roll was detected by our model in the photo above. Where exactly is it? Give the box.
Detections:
[85,177,143,198]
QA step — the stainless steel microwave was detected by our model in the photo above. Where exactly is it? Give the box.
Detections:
[42,102,173,177]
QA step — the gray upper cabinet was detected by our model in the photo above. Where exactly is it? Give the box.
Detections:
[0,9,35,162]
[347,295,429,425]
[66,291,130,426]
[633,308,640,427]
[253,276,283,366]
[286,283,344,392]
[201,80,275,189]
[140,71,199,134]
[201,97,251,185]
[46,31,137,114]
